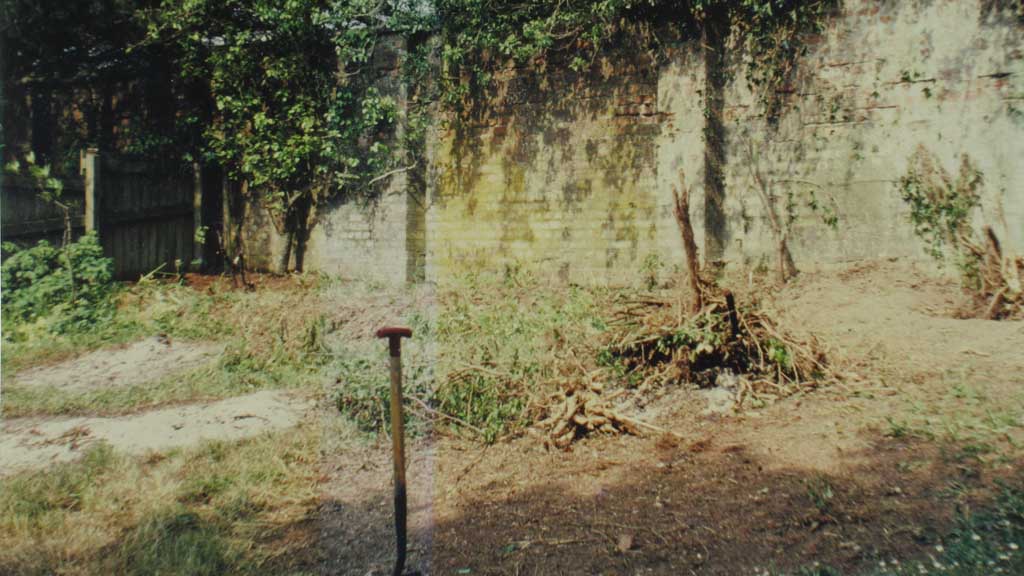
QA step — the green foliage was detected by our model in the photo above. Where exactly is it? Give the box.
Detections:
[332,297,435,436]
[896,146,985,288]
[435,371,527,443]
[641,253,664,290]
[433,270,606,442]
[333,354,434,436]
[437,0,836,116]
[1,233,116,335]
[139,0,434,228]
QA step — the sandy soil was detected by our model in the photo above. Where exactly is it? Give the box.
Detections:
[8,336,223,392]
[0,390,313,476]
[317,260,1024,575]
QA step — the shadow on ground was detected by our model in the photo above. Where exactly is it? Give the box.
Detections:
[318,432,1017,576]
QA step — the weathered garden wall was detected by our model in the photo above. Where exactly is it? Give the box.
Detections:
[423,46,664,284]
[259,0,1022,284]
[658,0,1024,274]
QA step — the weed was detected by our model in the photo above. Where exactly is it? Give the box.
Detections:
[116,509,234,576]
[1,233,116,336]
[640,253,663,290]
[429,270,607,441]
[885,416,913,439]
[805,475,835,515]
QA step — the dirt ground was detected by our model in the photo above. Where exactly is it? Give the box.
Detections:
[0,390,313,476]
[317,261,1024,575]
[7,336,222,393]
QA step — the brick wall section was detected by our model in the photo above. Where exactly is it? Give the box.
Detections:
[425,48,665,284]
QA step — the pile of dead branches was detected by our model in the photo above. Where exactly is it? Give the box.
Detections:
[535,379,640,449]
[959,226,1023,320]
[528,288,834,449]
[602,289,831,395]
[531,170,835,449]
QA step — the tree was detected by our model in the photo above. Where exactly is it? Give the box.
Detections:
[142,0,433,272]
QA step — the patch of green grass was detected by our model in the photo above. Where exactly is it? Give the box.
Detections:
[2,341,324,418]
[116,509,235,576]
[329,284,436,437]
[0,443,119,521]
[432,270,609,441]
[329,269,611,443]
[0,317,147,381]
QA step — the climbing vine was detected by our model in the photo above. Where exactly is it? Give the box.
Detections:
[139,0,435,269]
[435,0,837,117]
[7,0,837,274]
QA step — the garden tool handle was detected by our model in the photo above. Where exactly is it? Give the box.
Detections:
[375,326,412,576]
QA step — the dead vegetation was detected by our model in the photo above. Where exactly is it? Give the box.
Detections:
[531,287,834,448]
[529,171,835,449]
[898,146,1022,320]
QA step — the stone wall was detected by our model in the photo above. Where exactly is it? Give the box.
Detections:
[419,1,1023,284]
[424,44,664,284]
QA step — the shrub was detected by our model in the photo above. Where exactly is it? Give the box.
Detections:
[1,233,116,335]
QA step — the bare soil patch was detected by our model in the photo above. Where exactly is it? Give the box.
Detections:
[8,336,223,393]
[0,390,313,476]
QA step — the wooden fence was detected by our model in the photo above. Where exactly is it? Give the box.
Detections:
[0,173,85,249]
[1,149,202,280]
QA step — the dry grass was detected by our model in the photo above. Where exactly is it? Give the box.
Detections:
[3,274,331,417]
[0,425,320,575]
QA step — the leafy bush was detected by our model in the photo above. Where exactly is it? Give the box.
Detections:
[1,233,116,335]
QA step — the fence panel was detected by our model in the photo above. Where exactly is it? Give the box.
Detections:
[96,154,195,279]
[0,174,86,251]
[1,151,199,280]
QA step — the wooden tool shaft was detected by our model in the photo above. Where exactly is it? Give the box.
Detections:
[389,345,407,576]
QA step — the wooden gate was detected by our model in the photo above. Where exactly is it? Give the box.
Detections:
[2,149,209,280]
[80,150,200,279]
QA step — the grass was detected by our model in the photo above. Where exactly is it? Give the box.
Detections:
[0,273,333,574]
[329,266,614,443]
[432,268,610,441]
[1,357,319,417]
[2,275,331,417]
[0,426,320,575]
[325,279,437,436]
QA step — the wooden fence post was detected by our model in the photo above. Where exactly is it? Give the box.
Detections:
[193,162,203,266]
[80,148,100,235]
[221,174,233,257]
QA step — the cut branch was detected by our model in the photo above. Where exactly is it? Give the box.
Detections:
[672,172,704,314]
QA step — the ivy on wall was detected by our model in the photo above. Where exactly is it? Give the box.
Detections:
[436,0,838,119]
[5,0,840,270]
